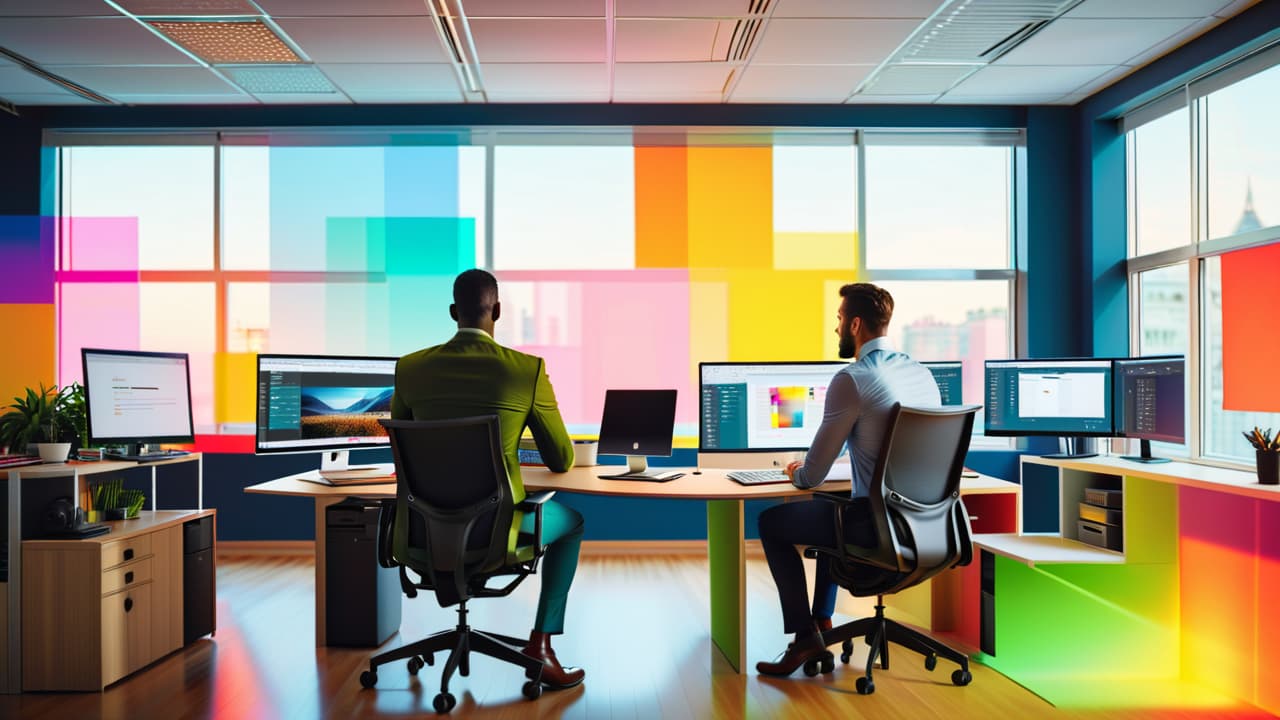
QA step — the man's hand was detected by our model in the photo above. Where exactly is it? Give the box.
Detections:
[784,460,804,482]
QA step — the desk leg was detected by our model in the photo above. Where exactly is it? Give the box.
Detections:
[314,496,343,647]
[3,470,22,693]
[707,499,745,673]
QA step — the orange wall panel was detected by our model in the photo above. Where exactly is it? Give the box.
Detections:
[634,146,688,268]
[687,147,772,269]
[0,303,55,415]
[1220,242,1280,411]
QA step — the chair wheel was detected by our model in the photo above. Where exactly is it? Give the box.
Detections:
[408,657,424,675]
[952,669,972,686]
[359,670,377,689]
[856,676,875,695]
[433,692,456,713]
[924,654,937,671]
[522,680,543,700]
[820,655,834,674]
[839,652,851,664]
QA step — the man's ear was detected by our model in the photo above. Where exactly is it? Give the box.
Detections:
[491,301,501,323]
[850,316,862,338]
[449,304,459,322]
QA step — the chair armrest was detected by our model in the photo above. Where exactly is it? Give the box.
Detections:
[802,545,846,561]
[517,490,557,508]
[515,491,556,548]
[813,491,855,506]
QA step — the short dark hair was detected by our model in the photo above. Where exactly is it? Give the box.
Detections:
[453,269,498,322]
[839,283,894,334]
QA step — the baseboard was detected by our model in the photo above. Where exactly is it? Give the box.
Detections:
[217,540,315,557]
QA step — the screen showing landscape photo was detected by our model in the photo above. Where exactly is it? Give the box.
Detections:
[299,385,393,439]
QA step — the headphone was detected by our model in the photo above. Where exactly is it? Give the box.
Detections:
[44,497,85,533]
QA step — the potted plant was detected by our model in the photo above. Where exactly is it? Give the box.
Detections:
[0,384,83,461]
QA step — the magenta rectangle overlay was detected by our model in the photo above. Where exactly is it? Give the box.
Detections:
[57,283,140,384]
[60,216,139,271]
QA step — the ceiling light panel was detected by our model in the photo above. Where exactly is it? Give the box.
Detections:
[115,0,260,14]
[223,64,335,93]
[147,19,302,63]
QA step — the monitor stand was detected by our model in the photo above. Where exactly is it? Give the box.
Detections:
[1120,439,1171,464]
[320,450,381,474]
[1042,436,1099,460]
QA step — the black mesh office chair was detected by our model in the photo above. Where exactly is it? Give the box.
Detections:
[803,403,980,695]
[359,416,553,714]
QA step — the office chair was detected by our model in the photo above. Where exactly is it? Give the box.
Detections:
[803,403,980,695]
[359,416,552,714]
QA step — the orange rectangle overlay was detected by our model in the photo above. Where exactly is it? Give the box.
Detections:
[635,146,688,268]
[687,147,772,269]
[1221,242,1280,411]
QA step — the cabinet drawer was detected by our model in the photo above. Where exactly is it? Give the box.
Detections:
[102,534,153,570]
[102,556,154,596]
[101,583,154,687]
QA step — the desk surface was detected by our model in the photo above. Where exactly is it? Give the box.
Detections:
[4,453,203,479]
[244,463,1016,500]
[1024,454,1280,502]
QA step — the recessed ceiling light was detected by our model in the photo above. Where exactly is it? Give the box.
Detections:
[116,0,259,14]
[223,65,336,94]
[147,19,302,64]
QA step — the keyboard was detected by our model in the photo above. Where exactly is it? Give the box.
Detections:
[727,470,792,486]
[105,450,191,462]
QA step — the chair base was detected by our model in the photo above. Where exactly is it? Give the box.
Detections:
[821,598,972,694]
[361,602,544,711]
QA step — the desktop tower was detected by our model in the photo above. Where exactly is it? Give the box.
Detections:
[184,516,216,644]
[325,500,402,647]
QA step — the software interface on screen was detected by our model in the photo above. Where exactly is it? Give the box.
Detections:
[256,355,396,451]
[922,362,963,406]
[985,359,1114,436]
[700,363,847,451]
[1114,357,1185,443]
[84,350,194,443]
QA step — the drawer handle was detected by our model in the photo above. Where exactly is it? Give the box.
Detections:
[124,571,134,584]
[124,597,133,613]
[123,548,134,562]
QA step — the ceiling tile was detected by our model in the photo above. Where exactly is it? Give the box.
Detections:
[1121,17,1219,66]
[0,18,199,65]
[114,93,258,104]
[3,93,101,105]
[615,0,757,17]
[115,0,260,15]
[485,90,610,102]
[996,18,1200,66]
[615,19,726,63]
[934,93,1066,104]
[0,0,116,16]
[0,66,77,94]
[614,91,725,102]
[1068,65,1137,97]
[319,63,461,97]
[252,92,352,103]
[341,90,464,103]
[844,93,938,103]
[771,0,945,18]
[614,62,733,94]
[464,0,605,17]
[1214,0,1262,18]
[861,64,976,95]
[481,63,608,94]
[732,64,873,101]
[947,64,1117,96]
[1063,0,1235,18]
[253,0,430,15]
[274,17,449,63]
[469,18,605,62]
[54,66,242,95]
[751,19,922,64]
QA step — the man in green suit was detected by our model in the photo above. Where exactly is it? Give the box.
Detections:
[390,268,586,690]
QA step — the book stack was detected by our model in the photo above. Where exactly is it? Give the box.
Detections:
[0,454,42,469]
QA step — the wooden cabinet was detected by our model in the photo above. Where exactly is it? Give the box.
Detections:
[21,510,215,691]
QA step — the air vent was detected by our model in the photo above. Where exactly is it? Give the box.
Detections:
[726,0,773,62]
[148,19,302,63]
[430,0,484,95]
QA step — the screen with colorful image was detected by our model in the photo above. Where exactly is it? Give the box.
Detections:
[256,354,395,453]
[770,385,815,429]
[701,362,845,451]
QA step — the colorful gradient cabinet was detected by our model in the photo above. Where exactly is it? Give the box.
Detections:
[975,456,1279,715]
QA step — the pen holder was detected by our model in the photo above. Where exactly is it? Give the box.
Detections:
[573,440,598,466]
[1258,450,1279,485]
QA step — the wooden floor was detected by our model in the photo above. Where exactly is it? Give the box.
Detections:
[2,553,1272,720]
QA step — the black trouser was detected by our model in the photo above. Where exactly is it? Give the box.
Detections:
[758,497,874,635]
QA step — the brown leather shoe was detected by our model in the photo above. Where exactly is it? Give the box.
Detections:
[756,626,833,677]
[522,631,585,690]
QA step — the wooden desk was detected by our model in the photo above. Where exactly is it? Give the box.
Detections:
[247,464,1016,673]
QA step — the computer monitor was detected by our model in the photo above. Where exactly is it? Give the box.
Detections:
[922,361,963,406]
[597,389,678,477]
[82,348,195,449]
[255,354,396,473]
[1113,356,1185,464]
[698,361,847,469]
[984,358,1114,458]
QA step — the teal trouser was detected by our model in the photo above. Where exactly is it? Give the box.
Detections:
[518,499,584,634]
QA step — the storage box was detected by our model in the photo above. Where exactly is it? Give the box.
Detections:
[1077,519,1123,551]
[1078,501,1123,526]
[1083,488,1122,508]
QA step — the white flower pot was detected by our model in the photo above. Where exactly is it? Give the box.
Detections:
[36,442,72,463]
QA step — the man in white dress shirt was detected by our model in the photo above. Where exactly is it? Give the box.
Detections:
[756,283,942,677]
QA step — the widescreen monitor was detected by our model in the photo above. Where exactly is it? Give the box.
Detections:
[82,348,195,447]
[699,361,847,468]
[922,361,963,406]
[255,354,396,472]
[1113,356,1185,463]
[984,358,1114,457]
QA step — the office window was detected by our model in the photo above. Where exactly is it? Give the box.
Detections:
[1134,264,1189,456]
[1204,62,1280,241]
[1128,107,1192,256]
[864,144,1010,269]
[772,143,857,270]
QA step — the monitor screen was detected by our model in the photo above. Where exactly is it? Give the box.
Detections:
[83,348,195,445]
[984,359,1114,437]
[922,361,963,406]
[256,354,396,454]
[1114,356,1185,444]
[699,362,847,452]
[597,389,678,458]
